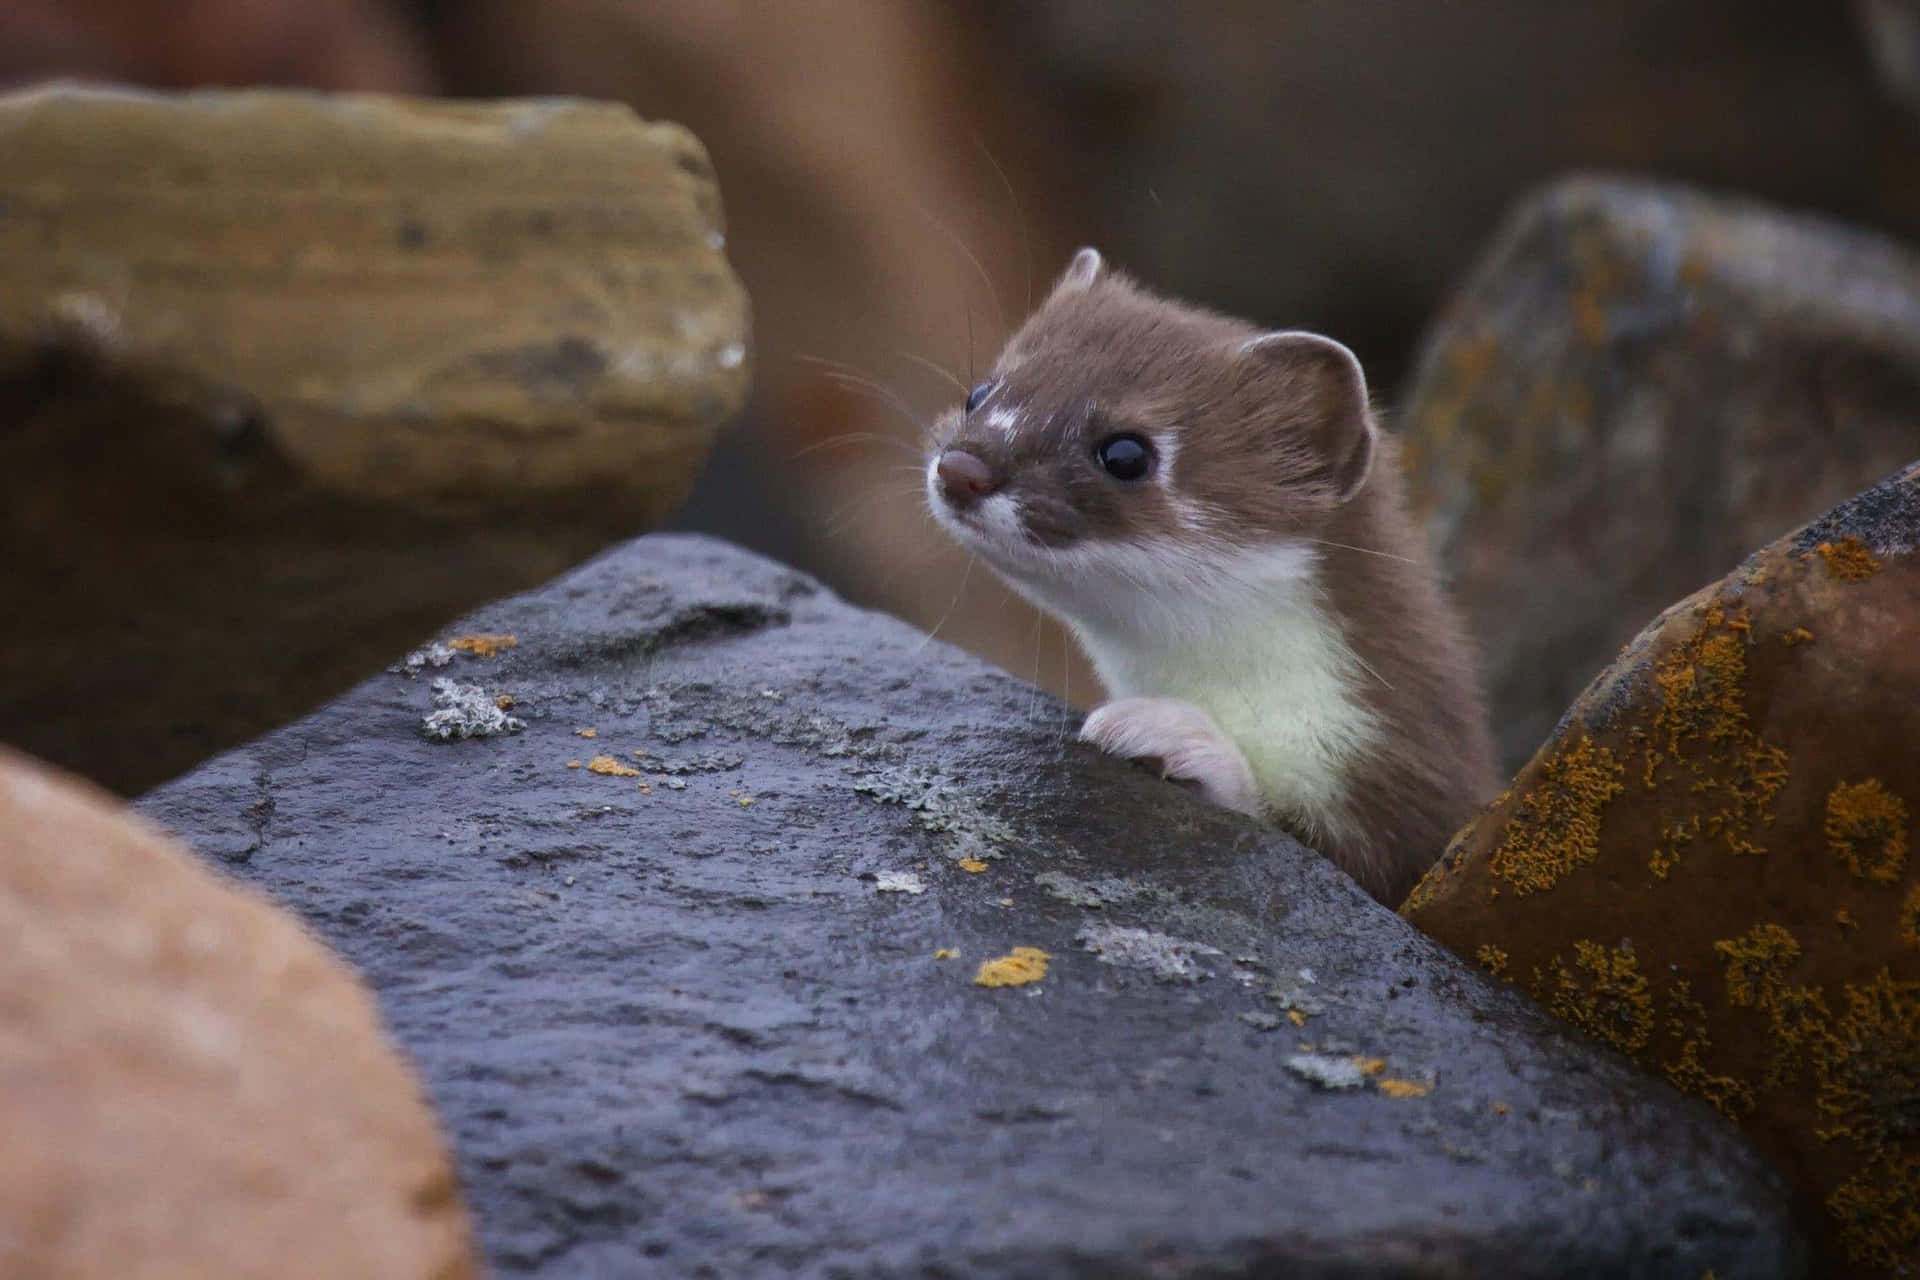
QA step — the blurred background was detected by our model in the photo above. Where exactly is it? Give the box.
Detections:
[6,0,1920,784]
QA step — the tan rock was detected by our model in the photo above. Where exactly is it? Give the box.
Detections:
[1403,460,1920,1277]
[1400,177,1920,771]
[0,83,748,792]
[0,746,477,1278]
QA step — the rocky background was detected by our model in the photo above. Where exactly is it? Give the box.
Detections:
[7,0,1920,780]
[4,1,1920,1277]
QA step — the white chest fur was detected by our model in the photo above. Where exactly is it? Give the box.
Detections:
[1038,542,1382,844]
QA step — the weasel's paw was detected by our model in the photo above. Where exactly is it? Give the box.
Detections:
[1079,697,1260,817]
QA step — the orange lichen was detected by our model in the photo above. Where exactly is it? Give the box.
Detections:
[1544,939,1654,1055]
[1713,923,1801,1009]
[1780,627,1814,647]
[1377,1078,1432,1099]
[565,759,582,769]
[956,857,989,873]
[1352,1057,1386,1077]
[1828,1152,1920,1270]
[446,633,518,657]
[1475,944,1511,979]
[1814,970,1920,1263]
[973,947,1050,988]
[1660,981,1756,1121]
[1489,736,1624,895]
[1901,884,1920,950]
[494,694,516,710]
[933,948,956,960]
[1491,1101,1510,1116]
[1824,779,1910,883]
[576,727,598,739]
[1835,908,1857,931]
[1815,536,1881,583]
[1643,604,1789,870]
[1288,1009,1307,1027]
[585,755,640,777]
[1759,983,1832,1091]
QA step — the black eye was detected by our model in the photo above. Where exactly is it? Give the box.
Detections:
[965,381,994,413]
[1094,433,1154,481]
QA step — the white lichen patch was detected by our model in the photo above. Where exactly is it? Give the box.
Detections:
[1034,870,1155,909]
[422,678,524,741]
[852,766,1017,865]
[872,871,927,895]
[392,641,457,675]
[1284,1053,1369,1091]
[1075,923,1223,983]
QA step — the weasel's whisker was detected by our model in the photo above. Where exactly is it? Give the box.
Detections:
[790,432,926,463]
[894,348,968,396]
[913,551,976,655]
[913,201,1006,340]
[1301,537,1416,565]
[971,131,1032,314]
[796,358,940,449]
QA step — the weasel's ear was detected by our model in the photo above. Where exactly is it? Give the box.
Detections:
[1054,246,1105,294]
[1237,330,1375,502]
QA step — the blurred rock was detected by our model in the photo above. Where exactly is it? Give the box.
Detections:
[1858,0,1920,124]
[140,533,1805,1277]
[0,747,476,1278]
[0,83,748,792]
[1404,461,1920,1277]
[0,0,433,93]
[1400,177,1920,770]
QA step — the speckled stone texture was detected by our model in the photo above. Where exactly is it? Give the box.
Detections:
[1399,176,1920,772]
[141,535,1805,1278]
[1405,461,1920,1277]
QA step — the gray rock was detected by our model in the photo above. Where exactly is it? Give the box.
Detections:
[1400,177,1920,772]
[140,534,1806,1278]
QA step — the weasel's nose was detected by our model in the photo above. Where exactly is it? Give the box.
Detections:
[935,449,1000,506]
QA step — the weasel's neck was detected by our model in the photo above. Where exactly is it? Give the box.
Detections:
[1066,555,1382,842]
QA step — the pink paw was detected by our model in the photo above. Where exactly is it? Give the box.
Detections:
[1079,697,1260,817]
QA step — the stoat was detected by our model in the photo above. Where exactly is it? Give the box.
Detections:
[924,248,1496,904]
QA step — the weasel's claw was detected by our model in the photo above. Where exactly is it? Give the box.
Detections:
[1079,697,1260,817]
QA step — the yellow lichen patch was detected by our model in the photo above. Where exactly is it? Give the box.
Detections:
[585,755,640,777]
[1835,908,1857,931]
[1491,1101,1510,1115]
[956,857,989,873]
[1287,1009,1307,1027]
[1377,1078,1432,1100]
[1901,884,1920,949]
[1544,939,1655,1054]
[1475,944,1510,979]
[1815,969,1920,1149]
[1824,779,1910,883]
[1760,983,1832,1091]
[1352,1057,1387,1077]
[1815,536,1882,583]
[1828,1151,1920,1270]
[1643,605,1789,866]
[933,948,956,960]
[1658,980,1756,1121]
[576,727,598,739]
[1489,736,1624,894]
[565,759,582,769]
[1814,971,1920,1264]
[494,693,516,710]
[1713,923,1801,1008]
[973,947,1050,988]
[1780,627,1814,647]
[446,633,518,657]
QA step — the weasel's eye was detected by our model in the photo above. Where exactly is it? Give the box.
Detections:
[1094,433,1154,481]
[964,381,994,413]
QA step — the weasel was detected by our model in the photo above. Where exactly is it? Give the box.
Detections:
[924,248,1496,904]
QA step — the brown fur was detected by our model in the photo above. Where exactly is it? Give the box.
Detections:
[931,253,1498,903]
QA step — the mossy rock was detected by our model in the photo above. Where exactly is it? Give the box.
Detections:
[1405,459,1920,1277]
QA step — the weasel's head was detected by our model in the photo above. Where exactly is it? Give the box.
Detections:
[926,248,1377,632]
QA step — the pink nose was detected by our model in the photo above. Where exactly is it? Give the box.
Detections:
[936,450,999,506]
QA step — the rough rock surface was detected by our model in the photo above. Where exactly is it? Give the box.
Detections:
[0,83,747,793]
[1400,177,1920,771]
[1405,461,1920,1277]
[141,534,1805,1278]
[0,747,477,1279]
